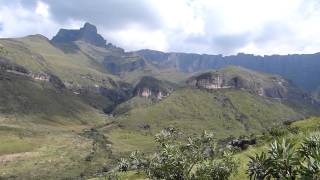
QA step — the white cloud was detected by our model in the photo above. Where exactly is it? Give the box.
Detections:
[103,25,168,51]
[0,1,55,38]
[0,1,84,38]
[35,1,49,18]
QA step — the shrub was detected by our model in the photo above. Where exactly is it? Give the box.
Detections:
[268,139,299,179]
[267,126,288,137]
[118,128,239,180]
[247,152,271,180]
[118,158,129,172]
[247,135,320,179]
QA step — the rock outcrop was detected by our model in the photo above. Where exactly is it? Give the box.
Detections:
[51,22,107,47]
[0,58,29,75]
[0,58,66,89]
[187,66,310,100]
[134,76,173,100]
[187,72,230,90]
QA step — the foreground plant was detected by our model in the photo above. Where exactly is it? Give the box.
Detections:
[247,152,271,180]
[118,128,238,180]
[247,135,320,180]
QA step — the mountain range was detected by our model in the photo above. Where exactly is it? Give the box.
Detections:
[0,22,319,179]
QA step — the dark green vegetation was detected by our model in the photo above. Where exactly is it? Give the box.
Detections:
[0,23,319,179]
[117,128,238,180]
[233,116,320,179]
[247,136,320,179]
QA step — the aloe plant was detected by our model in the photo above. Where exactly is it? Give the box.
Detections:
[247,152,271,180]
[247,135,320,180]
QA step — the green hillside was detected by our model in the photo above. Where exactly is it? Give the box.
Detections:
[0,70,116,179]
[0,71,106,125]
[0,35,117,87]
[114,88,299,139]
[105,66,317,156]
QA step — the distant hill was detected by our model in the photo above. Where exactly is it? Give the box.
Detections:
[113,67,318,139]
[186,66,319,115]
[115,88,300,138]
[136,49,320,92]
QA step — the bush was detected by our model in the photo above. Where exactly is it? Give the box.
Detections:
[247,135,320,179]
[247,152,271,180]
[267,126,288,137]
[118,128,238,180]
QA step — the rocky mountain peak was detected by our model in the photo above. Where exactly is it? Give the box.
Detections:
[51,22,107,47]
[82,22,98,33]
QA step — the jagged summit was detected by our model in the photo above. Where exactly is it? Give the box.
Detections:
[82,22,98,33]
[51,22,107,47]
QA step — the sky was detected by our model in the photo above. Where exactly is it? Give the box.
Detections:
[0,0,320,55]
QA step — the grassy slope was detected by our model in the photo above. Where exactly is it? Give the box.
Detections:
[0,35,117,87]
[115,88,298,139]
[0,72,114,179]
[0,122,115,180]
[103,87,299,160]
[112,97,154,115]
[0,71,106,125]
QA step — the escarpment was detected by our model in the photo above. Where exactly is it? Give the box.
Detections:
[186,66,312,101]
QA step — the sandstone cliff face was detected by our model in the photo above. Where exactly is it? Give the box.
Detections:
[139,88,152,98]
[136,88,168,100]
[134,76,173,100]
[187,73,230,90]
[186,66,308,100]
